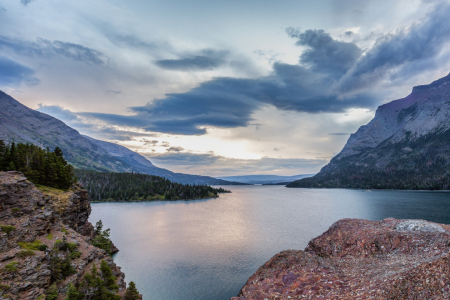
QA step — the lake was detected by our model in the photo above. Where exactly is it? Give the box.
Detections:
[89,185,450,300]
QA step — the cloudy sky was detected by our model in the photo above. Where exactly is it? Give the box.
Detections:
[2,0,450,176]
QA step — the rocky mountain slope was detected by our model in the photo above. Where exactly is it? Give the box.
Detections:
[233,218,450,299]
[0,171,137,299]
[288,73,450,189]
[0,91,238,185]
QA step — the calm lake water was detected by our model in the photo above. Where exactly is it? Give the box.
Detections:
[89,186,450,300]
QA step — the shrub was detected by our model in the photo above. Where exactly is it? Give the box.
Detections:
[18,240,42,250]
[0,225,15,235]
[38,244,49,251]
[70,251,81,260]
[46,234,54,240]
[0,284,10,291]
[11,208,21,213]
[4,261,18,273]
[17,249,35,258]
[61,227,68,234]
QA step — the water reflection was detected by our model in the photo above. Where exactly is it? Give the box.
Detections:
[90,186,450,300]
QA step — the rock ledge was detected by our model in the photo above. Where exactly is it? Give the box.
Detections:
[232,218,450,299]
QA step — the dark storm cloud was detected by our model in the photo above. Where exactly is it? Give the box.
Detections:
[84,62,377,135]
[0,36,107,65]
[286,28,362,77]
[79,112,150,127]
[155,49,228,71]
[0,56,37,86]
[338,2,450,93]
[41,3,450,136]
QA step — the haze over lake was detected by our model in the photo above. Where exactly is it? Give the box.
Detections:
[90,186,450,300]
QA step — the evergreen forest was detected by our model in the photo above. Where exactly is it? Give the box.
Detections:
[0,140,76,190]
[75,169,230,201]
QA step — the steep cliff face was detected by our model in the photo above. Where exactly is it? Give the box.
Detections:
[233,218,450,299]
[0,171,127,299]
[289,73,450,189]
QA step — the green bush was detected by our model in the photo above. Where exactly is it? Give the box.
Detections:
[38,244,49,251]
[70,251,81,260]
[4,262,18,273]
[0,225,15,235]
[18,240,42,250]
[11,208,21,214]
[17,249,35,258]
[61,227,68,234]
[46,233,54,240]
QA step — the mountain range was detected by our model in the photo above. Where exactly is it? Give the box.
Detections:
[217,174,313,184]
[0,91,242,185]
[289,73,450,190]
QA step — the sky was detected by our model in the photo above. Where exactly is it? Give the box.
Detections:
[2,0,450,176]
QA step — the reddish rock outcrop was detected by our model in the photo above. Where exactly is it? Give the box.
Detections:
[0,171,131,299]
[232,218,450,299]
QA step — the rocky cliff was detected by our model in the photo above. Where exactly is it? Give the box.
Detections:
[288,73,450,189]
[233,218,450,299]
[0,171,130,299]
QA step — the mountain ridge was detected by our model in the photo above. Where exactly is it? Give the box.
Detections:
[0,91,241,185]
[288,73,450,189]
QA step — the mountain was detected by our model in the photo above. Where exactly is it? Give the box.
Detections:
[288,73,450,190]
[217,174,314,184]
[0,91,241,185]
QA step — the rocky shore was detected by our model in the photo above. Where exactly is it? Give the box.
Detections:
[0,171,135,299]
[233,218,450,299]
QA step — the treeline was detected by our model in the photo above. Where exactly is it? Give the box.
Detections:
[288,129,450,190]
[75,169,230,201]
[0,140,76,190]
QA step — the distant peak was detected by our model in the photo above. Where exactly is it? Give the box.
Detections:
[412,72,450,92]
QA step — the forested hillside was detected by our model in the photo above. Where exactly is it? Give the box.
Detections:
[75,169,230,201]
[0,140,76,189]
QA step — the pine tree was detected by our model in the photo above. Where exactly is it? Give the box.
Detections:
[46,283,58,300]
[66,283,83,300]
[124,281,140,300]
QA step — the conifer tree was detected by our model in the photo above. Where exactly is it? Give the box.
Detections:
[124,281,140,300]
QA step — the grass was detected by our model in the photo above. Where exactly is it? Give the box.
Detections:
[0,225,15,235]
[4,262,18,273]
[0,284,10,291]
[36,185,72,214]
[11,208,21,214]
[18,240,42,250]
[17,249,35,258]
[46,233,54,240]
[61,227,68,234]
